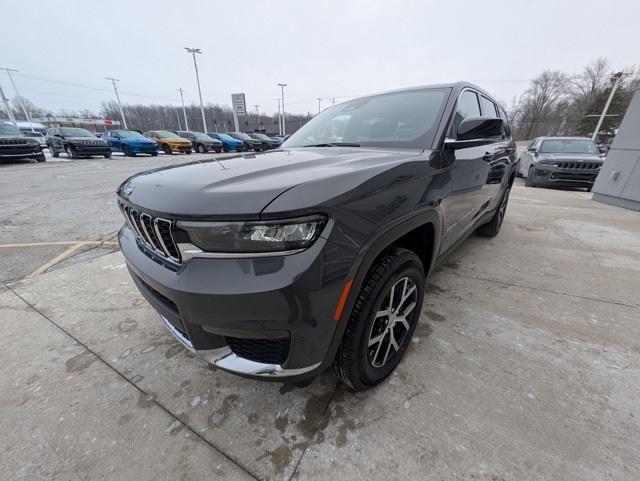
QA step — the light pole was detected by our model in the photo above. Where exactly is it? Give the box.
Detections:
[254,104,260,131]
[0,82,18,127]
[185,47,207,133]
[105,77,127,129]
[2,67,34,131]
[276,98,281,135]
[592,71,625,142]
[278,83,287,135]
[317,97,323,114]
[177,88,189,131]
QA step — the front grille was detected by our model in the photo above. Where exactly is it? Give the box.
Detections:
[226,337,290,365]
[119,203,181,264]
[0,139,29,146]
[557,161,599,170]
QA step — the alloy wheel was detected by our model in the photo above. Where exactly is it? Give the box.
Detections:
[367,276,418,368]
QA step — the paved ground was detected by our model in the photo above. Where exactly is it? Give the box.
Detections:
[1,154,639,481]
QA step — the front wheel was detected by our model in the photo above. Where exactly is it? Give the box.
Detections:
[333,247,425,391]
[163,144,172,155]
[36,153,46,163]
[65,145,78,159]
[525,167,536,187]
[104,152,112,159]
[476,186,510,238]
[122,145,134,157]
[49,145,59,158]
[197,144,207,153]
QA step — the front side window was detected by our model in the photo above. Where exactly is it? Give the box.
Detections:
[284,88,449,149]
[450,90,481,136]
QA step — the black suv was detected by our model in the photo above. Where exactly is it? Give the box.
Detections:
[0,122,45,163]
[46,127,111,159]
[117,82,517,390]
[176,131,223,153]
[248,132,280,150]
[226,131,263,151]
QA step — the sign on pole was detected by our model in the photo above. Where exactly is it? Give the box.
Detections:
[231,93,247,116]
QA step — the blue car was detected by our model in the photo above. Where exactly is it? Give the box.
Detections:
[207,132,245,152]
[103,130,159,157]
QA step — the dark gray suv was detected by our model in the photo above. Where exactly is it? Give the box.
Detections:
[117,82,517,390]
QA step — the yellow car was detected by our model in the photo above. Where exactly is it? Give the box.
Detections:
[143,130,192,155]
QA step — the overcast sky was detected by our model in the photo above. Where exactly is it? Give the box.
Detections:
[2,0,638,117]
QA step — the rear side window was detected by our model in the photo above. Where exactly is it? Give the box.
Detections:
[480,96,498,117]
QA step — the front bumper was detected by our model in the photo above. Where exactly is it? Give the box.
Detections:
[130,143,159,154]
[0,144,42,161]
[170,144,192,153]
[118,224,356,381]
[532,165,600,187]
[71,144,111,155]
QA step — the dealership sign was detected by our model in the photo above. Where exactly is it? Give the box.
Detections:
[231,93,247,117]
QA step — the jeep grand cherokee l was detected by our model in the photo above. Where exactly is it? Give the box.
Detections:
[46,127,111,159]
[0,122,45,163]
[520,136,602,190]
[117,82,517,390]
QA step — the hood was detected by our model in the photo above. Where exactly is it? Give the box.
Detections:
[118,147,421,218]
[67,136,106,143]
[122,137,157,145]
[537,152,602,162]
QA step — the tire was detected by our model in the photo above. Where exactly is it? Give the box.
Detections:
[104,152,112,159]
[197,143,207,153]
[525,166,536,187]
[163,144,172,155]
[215,148,222,153]
[49,145,59,158]
[186,150,192,155]
[36,153,46,162]
[333,246,425,391]
[65,145,78,159]
[586,185,593,192]
[151,152,158,157]
[122,145,135,157]
[476,186,510,238]
[223,146,229,153]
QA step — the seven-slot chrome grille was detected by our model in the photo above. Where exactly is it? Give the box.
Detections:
[119,203,181,263]
[557,161,600,170]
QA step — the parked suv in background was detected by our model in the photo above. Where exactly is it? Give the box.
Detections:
[176,131,223,153]
[46,127,111,159]
[226,131,263,151]
[117,82,516,390]
[143,130,192,155]
[248,132,281,150]
[520,136,602,190]
[0,122,45,163]
[103,130,159,157]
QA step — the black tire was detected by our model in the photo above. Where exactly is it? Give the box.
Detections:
[186,150,192,155]
[163,144,172,155]
[151,152,158,157]
[36,153,46,163]
[104,152,112,159]
[49,145,59,158]
[122,145,134,157]
[476,186,510,238]
[215,148,222,153]
[333,246,425,391]
[197,143,207,153]
[223,146,229,153]
[586,185,593,192]
[525,166,536,187]
[65,145,78,159]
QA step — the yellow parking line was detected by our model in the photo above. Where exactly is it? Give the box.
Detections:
[27,243,85,278]
[0,240,118,248]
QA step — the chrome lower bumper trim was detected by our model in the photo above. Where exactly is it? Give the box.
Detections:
[160,315,320,378]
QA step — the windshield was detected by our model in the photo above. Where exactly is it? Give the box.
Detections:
[539,139,598,154]
[253,133,270,141]
[193,132,213,140]
[215,133,234,141]
[61,128,94,138]
[284,88,449,149]
[230,132,252,141]
[155,131,180,138]
[24,131,44,138]
[117,130,144,138]
[0,123,21,135]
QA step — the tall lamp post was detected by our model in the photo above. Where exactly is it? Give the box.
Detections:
[278,83,287,135]
[276,98,281,135]
[105,77,127,129]
[185,47,207,133]
[0,82,18,127]
[2,67,34,131]
[592,71,625,142]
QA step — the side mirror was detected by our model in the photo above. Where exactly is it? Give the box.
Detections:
[446,117,504,149]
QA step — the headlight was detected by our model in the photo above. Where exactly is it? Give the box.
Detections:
[176,215,326,254]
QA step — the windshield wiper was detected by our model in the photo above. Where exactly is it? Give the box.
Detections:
[302,142,361,147]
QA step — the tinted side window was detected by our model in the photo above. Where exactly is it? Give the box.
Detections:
[480,96,498,117]
[451,90,481,135]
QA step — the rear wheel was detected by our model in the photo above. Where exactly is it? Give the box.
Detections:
[476,186,510,238]
[525,166,537,187]
[333,247,425,391]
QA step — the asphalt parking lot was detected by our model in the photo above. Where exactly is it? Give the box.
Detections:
[1,154,639,481]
